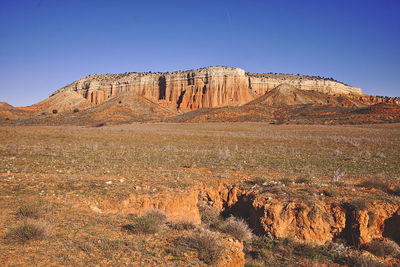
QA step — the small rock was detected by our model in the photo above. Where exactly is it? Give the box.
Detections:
[106,181,112,185]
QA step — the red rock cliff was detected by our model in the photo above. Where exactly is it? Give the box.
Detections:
[52,66,382,111]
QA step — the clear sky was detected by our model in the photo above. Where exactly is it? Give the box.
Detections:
[1,0,399,107]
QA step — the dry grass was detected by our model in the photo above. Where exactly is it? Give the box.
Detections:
[5,220,48,243]
[16,203,43,219]
[0,123,399,266]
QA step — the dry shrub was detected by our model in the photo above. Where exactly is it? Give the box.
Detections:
[123,209,166,234]
[363,238,400,258]
[16,203,42,219]
[323,188,338,197]
[198,204,221,225]
[169,221,196,230]
[359,179,387,191]
[295,177,311,184]
[5,220,48,243]
[178,230,224,264]
[217,216,252,242]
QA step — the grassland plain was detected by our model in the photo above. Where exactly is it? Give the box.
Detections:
[0,122,399,266]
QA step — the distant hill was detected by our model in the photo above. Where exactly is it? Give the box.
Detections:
[1,66,399,125]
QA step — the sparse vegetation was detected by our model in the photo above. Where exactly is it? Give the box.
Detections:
[5,220,48,243]
[123,209,166,234]
[198,204,221,226]
[73,108,79,113]
[216,216,252,242]
[177,231,224,264]
[0,123,399,266]
[16,203,42,219]
[359,179,388,191]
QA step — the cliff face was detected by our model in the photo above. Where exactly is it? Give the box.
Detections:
[53,67,364,111]
[247,73,362,96]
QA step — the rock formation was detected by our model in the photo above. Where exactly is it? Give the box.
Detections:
[52,66,367,111]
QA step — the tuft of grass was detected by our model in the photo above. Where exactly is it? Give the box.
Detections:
[216,216,252,242]
[122,209,166,234]
[5,220,48,243]
[178,231,224,265]
[16,203,42,219]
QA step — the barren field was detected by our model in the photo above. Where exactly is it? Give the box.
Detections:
[1,122,399,266]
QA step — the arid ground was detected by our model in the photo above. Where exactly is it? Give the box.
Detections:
[1,122,399,266]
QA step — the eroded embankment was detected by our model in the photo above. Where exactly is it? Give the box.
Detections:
[200,182,400,247]
[93,180,400,248]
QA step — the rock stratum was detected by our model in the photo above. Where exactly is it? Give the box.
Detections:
[53,66,366,111]
[1,66,399,125]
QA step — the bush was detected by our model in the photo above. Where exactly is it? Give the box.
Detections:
[348,199,369,214]
[359,180,387,191]
[217,216,252,242]
[178,231,224,264]
[198,204,221,225]
[295,177,311,184]
[5,220,48,243]
[73,108,79,113]
[169,221,196,230]
[363,238,400,258]
[122,209,166,234]
[16,203,42,219]
[52,109,58,114]
[323,188,338,197]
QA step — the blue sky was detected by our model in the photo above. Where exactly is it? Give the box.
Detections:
[1,0,399,106]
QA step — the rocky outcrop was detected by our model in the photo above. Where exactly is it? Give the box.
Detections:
[202,184,400,246]
[52,67,366,111]
[247,72,362,96]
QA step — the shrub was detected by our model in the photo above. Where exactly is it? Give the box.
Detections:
[122,209,166,234]
[16,203,42,219]
[198,204,221,225]
[295,177,311,184]
[363,238,400,258]
[359,180,387,191]
[5,220,48,243]
[5,118,10,120]
[73,108,79,113]
[217,216,252,242]
[93,122,106,127]
[280,178,292,186]
[52,109,58,114]
[169,221,196,230]
[178,231,224,264]
[348,198,369,213]
[323,188,338,197]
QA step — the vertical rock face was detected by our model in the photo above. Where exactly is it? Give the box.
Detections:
[55,67,253,111]
[52,66,367,111]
